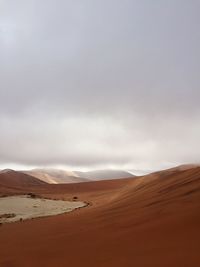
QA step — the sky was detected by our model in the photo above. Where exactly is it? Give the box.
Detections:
[0,0,200,172]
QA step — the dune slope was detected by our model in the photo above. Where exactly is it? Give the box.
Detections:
[0,167,200,267]
[0,170,47,187]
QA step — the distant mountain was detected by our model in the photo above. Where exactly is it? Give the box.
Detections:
[75,170,134,180]
[0,169,47,187]
[22,169,90,184]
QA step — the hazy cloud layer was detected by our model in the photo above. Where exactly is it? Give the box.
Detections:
[0,0,200,171]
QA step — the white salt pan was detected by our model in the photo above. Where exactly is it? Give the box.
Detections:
[0,195,86,223]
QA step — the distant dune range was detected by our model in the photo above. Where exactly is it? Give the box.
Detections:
[22,169,89,184]
[0,164,200,266]
[21,168,134,184]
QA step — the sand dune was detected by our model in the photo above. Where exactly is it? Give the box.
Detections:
[22,168,134,184]
[76,169,134,180]
[162,163,200,172]
[22,169,90,184]
[0,169,47,187]
[0,165,200,266]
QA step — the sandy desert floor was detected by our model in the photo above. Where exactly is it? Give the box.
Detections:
[0,167,200,267]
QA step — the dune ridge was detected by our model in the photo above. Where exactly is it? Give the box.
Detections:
[0,165,200,266]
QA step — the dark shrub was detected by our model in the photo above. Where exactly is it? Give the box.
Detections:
[27,193,37,198]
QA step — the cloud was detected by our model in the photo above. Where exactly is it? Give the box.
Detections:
[0,0,200,170]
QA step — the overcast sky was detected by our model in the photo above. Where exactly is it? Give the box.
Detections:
[0,0,200,172]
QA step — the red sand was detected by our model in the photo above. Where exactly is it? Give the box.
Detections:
[0,167,200,266]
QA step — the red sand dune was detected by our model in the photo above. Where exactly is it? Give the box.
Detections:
[0,166,200,266]
[0,170,46,187]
